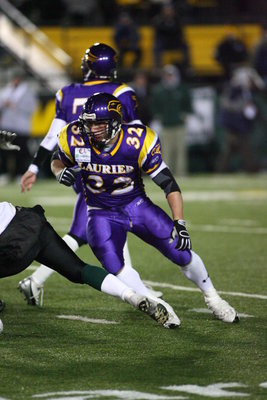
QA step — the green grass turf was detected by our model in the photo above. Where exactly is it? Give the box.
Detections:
[0,174,267,400]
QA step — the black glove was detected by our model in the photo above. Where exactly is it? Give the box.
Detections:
[56,166,81,187]
[169,219,192,250]
[0,130,20,151]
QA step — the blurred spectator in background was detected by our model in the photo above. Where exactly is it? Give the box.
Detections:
[214,27,248,80]
[62,0,104,26]
[149,64,192,176]
[129,70,151,125]
[114,0,150,24]
[216,67,265,173]
[0,67,38,182]
[113,11,142,68]
[152,2,189,72]
[252,26,267,87]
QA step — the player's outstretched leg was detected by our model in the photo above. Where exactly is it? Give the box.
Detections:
[80,265,169,327]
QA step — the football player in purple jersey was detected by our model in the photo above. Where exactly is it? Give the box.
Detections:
[52,92,239,325]
[18,43,162,306]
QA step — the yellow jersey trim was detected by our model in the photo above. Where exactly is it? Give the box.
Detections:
[91,129,123,156]
[84,80,110,86]
[58,125,74,164]
[113,84,128,96]
[91,142,101,155]
[110,129,123,156]
[138,127,157,168]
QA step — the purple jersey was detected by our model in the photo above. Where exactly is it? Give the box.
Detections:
[58,122,165,208]
[58,120,191,272]
[55,80,140,124]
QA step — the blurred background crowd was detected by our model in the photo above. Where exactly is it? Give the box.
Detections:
[1,0,267,182]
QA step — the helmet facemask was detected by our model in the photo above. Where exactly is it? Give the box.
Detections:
[80,114,121,149]
[80,93,123,150]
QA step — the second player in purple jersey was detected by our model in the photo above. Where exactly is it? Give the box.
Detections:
[55,80,139,125]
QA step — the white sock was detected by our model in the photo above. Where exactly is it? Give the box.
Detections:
[100,274,133,300]
[180,250,215,292]
[123,240,132,268]
[31,234,79,286]
[117,265,150,297]
[31,265,54,286]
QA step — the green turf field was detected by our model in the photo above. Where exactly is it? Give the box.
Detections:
[0,174,266,400]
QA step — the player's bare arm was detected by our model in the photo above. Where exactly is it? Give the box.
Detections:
[20,118,67,192]
[51,158,66,177]
[20,170,37,193]
[166,191,184,220]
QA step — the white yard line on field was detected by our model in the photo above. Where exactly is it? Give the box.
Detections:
[218,218,259,226]
[33,189,267,207]
[144,281,267,300]
[150,190,267,202]
[189,308,254,318]
[32,196,76,206]
[33,390,186,399]
[57,315,118,324]
[189,224,267,234]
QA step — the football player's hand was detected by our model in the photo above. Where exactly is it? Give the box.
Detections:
[20,170,37,193]
[169,219,192,250]
[56,166,81,187]
[0,130,20,151]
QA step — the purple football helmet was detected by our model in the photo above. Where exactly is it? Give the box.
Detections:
[79,92,122,148]
[81,43,118,81]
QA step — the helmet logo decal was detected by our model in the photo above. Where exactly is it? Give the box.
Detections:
[108,100,122,116]
[86,52,98,63]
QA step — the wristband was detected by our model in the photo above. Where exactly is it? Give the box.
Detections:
[28,164,39,175]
